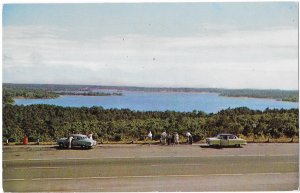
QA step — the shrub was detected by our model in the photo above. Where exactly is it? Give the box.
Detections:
[113,134,122,142]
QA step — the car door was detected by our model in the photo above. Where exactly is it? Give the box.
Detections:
[228,135,237,146]
[220,135,229,146]
[72,136,79,146]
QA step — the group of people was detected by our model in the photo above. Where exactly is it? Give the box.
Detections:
[160,131,180,145]
[147,131,193,145]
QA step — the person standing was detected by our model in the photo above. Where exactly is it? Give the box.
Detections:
[167,133,172,145]
[186,132,192,144]
[171,133,175,145]
[161,131,167,145]
[174,132,179,145]
[147,131,152,145]
[68,135,73,149]
[189,134,193,144]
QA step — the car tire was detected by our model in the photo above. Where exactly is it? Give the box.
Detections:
[235,144,241,148]
[58,142,64,148]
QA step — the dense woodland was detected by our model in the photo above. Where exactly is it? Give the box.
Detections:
[3,105,298,143]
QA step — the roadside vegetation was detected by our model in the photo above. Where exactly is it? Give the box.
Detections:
[3,105,298,143]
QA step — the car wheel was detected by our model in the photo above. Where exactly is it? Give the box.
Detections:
[58,142,64,148]
[235,144,241,148]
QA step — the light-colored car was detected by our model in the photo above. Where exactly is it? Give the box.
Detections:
[57,134,97,149]
[206,134,247,147]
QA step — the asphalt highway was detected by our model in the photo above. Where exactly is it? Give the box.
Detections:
[3,143,299,191]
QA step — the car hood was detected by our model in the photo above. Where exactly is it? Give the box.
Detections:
[57,137,68,141]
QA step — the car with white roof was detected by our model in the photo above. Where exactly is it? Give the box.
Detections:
[57,134,97,149]
[206,134,247,147]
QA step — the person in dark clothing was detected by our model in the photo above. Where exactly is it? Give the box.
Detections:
[171,133,175,145]
[189,135,193,144]
[167,133,172,145]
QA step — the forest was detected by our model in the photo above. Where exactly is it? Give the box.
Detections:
[3,104,298,143]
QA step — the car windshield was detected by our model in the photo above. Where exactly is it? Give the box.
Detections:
[229,135,237,139]
[216,134,236,139]
[73,135,88,140]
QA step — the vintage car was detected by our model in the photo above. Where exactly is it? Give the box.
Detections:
[206,134,247,147]
[57,134,97,149]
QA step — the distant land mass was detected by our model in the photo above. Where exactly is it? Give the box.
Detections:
[2,83,299,105]
[54,91,122,96]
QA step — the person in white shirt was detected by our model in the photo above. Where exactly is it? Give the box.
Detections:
[174,132,179,145]
[147,131,152,145]
[186,132,192,144]
[68,135,73,149]
[160,131,167,145]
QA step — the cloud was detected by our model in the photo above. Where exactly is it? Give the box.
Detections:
[3,25,298,89]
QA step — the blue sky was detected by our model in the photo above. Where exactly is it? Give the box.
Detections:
[3,2,299,89]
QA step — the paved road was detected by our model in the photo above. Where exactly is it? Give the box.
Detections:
[3,143,299,191]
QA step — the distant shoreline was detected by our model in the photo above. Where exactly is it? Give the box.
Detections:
[4,83,299,104]
[55,91,122,97]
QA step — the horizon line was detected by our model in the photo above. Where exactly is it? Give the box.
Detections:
[3,82,299,91]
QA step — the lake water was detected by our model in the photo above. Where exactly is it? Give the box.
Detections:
[14,91,298,113]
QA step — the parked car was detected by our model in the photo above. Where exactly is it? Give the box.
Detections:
[206,134,247,147]
[3,138,16,143]
[57,134,97,149]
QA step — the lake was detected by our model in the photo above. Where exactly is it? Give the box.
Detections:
[14,91,298,113]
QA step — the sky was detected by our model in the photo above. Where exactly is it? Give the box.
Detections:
[2,2,299,89]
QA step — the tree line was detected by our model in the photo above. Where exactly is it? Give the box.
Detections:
[55,91,122,96]
[219,89,298,102]
[3,87,59,105]
[2,85,120,105]
[3,104,298,143]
